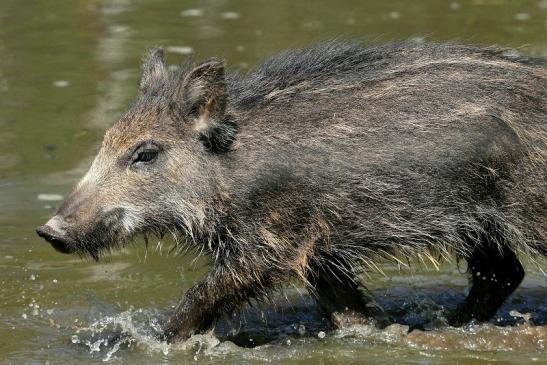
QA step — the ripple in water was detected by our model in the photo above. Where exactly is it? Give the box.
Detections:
[64,286,546,362]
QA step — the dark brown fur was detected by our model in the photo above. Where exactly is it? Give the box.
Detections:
[36,41,546,342]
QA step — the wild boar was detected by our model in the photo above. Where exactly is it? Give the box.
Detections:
[36,41,546,342]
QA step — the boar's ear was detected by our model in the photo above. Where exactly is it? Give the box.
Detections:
[140,48,167,91]
[172,60,238,152]
[176,60,226,119]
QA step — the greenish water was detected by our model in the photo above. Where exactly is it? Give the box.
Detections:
[1,0,546,364]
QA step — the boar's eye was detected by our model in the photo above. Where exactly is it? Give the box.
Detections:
[136,150,157,163]
[131,143,160,166]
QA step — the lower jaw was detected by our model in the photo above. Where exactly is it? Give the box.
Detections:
[49,241,74,254]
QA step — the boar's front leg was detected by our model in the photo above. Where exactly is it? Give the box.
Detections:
[160,267,279,342]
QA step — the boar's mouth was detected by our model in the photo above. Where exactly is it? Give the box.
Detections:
[36,224,77,254]
[36,208,130,260]
[36,208,176,261]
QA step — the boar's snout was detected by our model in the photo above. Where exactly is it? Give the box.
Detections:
[36,216,76,254]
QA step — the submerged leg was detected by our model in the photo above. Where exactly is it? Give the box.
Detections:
[306,253,390,327]
[160,266,283,343]
[449,244,524,326]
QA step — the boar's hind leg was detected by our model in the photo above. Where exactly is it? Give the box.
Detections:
[307,253,390,327]
[449,244,524,326]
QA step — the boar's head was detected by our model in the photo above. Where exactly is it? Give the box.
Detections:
[36,49,237,259]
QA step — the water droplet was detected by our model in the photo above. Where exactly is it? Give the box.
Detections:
[71,335,80,344]
[318,331,326,339]
[220,12,240,19]
[29,274,36,281]
[109,25,128,33]
[166,46,194,55]
[181,9,203,17]
[53,80,70,87]
[37,194,63,201]
[450,2,461,11]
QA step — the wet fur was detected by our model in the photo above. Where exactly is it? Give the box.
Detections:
[181,41,546,274]
[47,41,546,340]
[159,42,545,339]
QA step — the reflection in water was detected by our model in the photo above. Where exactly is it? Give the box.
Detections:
[0,0,545,364]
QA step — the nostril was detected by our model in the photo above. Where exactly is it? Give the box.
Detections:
[35,224,74,254]
[36,225,57,241]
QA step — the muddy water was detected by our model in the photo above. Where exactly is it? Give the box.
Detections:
[1,0,546,364]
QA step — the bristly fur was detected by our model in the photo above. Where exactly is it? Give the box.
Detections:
[40,40,546,340]
[201,41,546,269]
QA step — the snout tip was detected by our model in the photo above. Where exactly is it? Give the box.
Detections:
[35,224,54,240]
[36,224,74,254]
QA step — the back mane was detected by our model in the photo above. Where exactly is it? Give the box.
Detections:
[226,40,539,109]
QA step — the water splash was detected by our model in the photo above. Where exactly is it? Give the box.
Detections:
[60,284,547,363]
[69,307,226,361]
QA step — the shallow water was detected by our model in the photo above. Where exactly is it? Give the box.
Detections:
[0,0,546,364]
